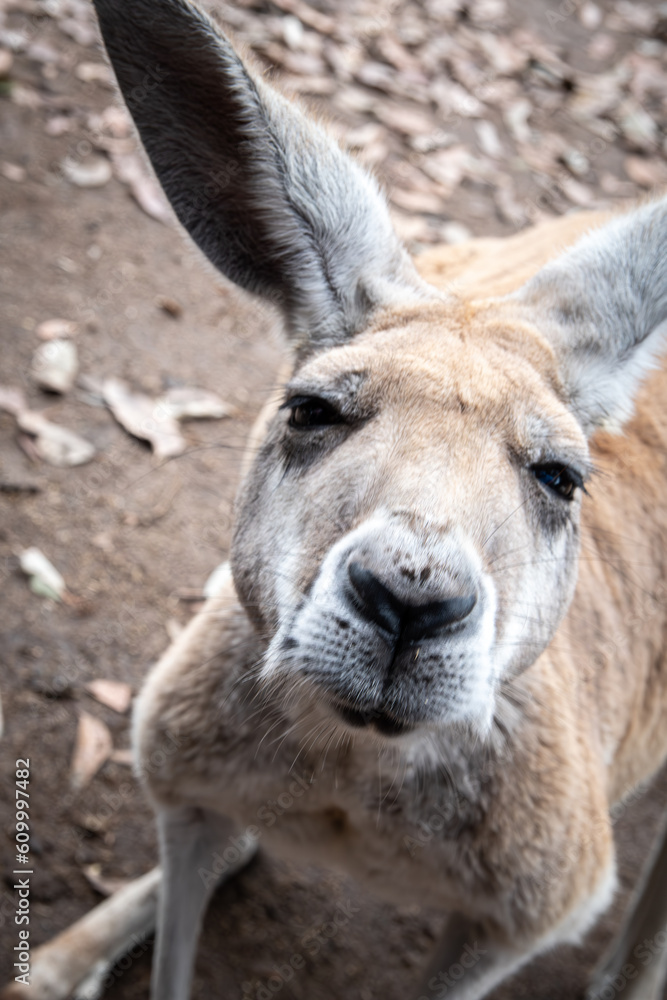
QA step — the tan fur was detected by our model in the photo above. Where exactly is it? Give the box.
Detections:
[6,196,666,1000]
[7,0,666,994]
[416,209,612,296]
[416,208,667,805]
[132,207,667,981]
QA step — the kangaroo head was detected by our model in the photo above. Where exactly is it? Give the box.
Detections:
[95,0,667,740]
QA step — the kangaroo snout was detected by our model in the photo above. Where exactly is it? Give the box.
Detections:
[346,560,478,642]
[265,514,496,736]
[335,558,480,736]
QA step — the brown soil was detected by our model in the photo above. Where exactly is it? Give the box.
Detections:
[1,0,666,997]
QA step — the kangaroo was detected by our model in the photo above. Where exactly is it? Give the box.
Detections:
[4,1,667,998]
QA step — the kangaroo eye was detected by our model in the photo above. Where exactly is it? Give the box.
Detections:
[531,463,583,501]
[286,396,343,429]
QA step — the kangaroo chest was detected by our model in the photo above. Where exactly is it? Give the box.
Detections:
[188,714,496,910]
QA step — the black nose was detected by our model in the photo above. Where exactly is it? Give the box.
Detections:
[347,562,477,642]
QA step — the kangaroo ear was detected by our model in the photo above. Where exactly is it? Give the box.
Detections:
[514,199,667,435]
[92,0,424,356]
[511,199,667,434]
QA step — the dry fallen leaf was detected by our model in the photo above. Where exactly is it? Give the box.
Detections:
[627,53,667,105]
[624,155,667,188]
[518,133,590,180]
[57,18,97,47]
[410,131,457,154]
[356,139,391,167]
[94,105,132,138]
[475,32,528,75]
[1,161,26,182]
[561,147,590,178]
[17,411,96,466]
[599,171,637,198]
[587,34,616,61]
[83,864,132,897]
[157,386,237,421]
[377,35,420,73]
[269,0,336,35]
[340,122,386,150]
[0,48,13,78]
[475,120,503,159]
[281,73,336,96]
[494,177,531,227]
[281,14,304,50]
[10,84,43,110]
[263,42,326,77]
[607,1,655,32]
[569,67,631,121]
[71,712,113,791]
[449,53,487,94]
[0,384,26,415]
[355,60,401,95]
[579,1,603,29]
[558,175,595,207]
[617,98,658,150]
[373,102,436,137]
[469,0,508,25]
[85,679,133,714]
[62,154,112,188]
[431,79,485,119]
[390,187,447,215]
[102,377,186,458]
[27,40,59,65]
[44,115,74,137]
[75,61,114,86]
[504,99,533,144]
[419,146,473,195]
[36,317,78,340]
[333,85,376,115]
[31,339,78,393]
[19,547,66,601]
[110,151,172,224]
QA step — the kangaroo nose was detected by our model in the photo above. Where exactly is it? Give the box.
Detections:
[347,562,477,642]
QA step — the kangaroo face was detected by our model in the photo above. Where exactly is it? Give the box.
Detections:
[93,0,667,742]
[232,304,590,738]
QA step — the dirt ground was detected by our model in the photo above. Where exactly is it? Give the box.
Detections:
[1,0,667,996]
